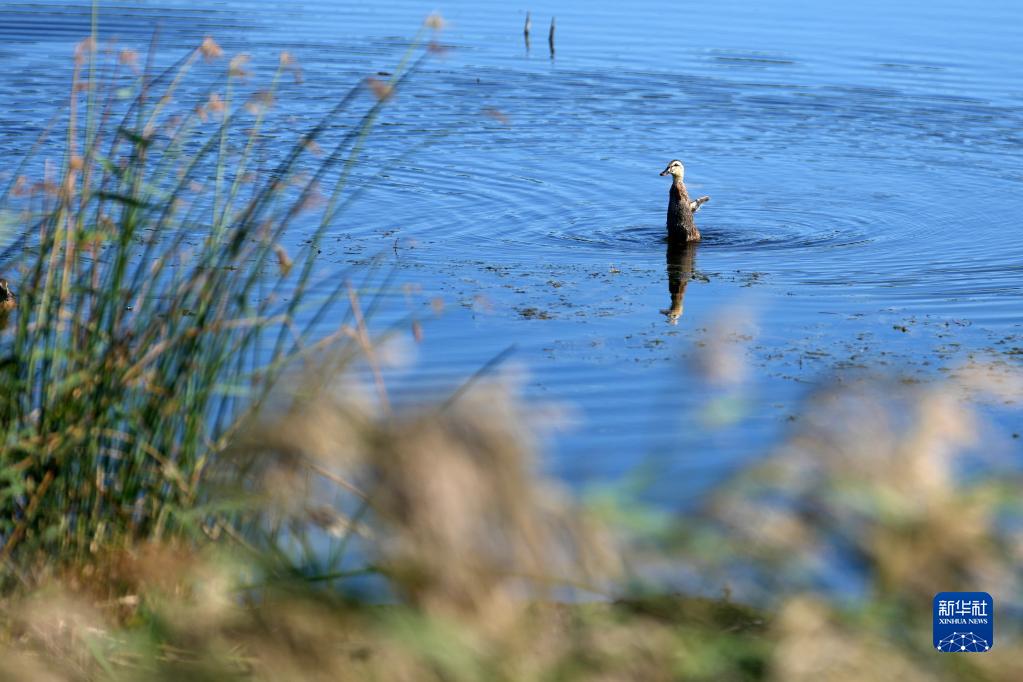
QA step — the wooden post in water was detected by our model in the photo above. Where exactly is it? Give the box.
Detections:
[524,11,531,51]
[548,17,556,58]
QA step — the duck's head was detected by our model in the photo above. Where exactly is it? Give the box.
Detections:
[660,159,684,180]
[0,279,10,297]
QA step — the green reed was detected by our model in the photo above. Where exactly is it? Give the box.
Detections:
[0,21,435,579]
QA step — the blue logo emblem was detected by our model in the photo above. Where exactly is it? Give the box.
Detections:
[933,592,993,652]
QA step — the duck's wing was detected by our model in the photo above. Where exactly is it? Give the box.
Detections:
[689,196,710,212]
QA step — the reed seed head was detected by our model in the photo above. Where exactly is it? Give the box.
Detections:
[199,36,223,61]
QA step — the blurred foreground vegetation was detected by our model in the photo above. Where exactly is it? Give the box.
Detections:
[1,24,1021,682]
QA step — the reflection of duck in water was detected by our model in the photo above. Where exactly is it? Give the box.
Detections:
[662,241,696,324]
[660,159,710,242]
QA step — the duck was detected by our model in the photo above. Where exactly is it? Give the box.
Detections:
[0,279,15,312]
[660,159,710,242]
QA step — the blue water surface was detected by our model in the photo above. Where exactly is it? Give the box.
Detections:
[1,0,1020,501]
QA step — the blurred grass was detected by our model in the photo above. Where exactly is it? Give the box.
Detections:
[2,371,1020,681]
[1,13,1022,682]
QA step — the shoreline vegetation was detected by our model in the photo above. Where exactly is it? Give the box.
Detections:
[0,15,1021,681]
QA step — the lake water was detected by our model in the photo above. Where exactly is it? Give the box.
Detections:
[1,0,1021,501]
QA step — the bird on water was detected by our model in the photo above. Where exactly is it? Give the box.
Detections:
[660,159,710,242]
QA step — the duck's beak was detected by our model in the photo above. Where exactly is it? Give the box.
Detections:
[659,165,671,176]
